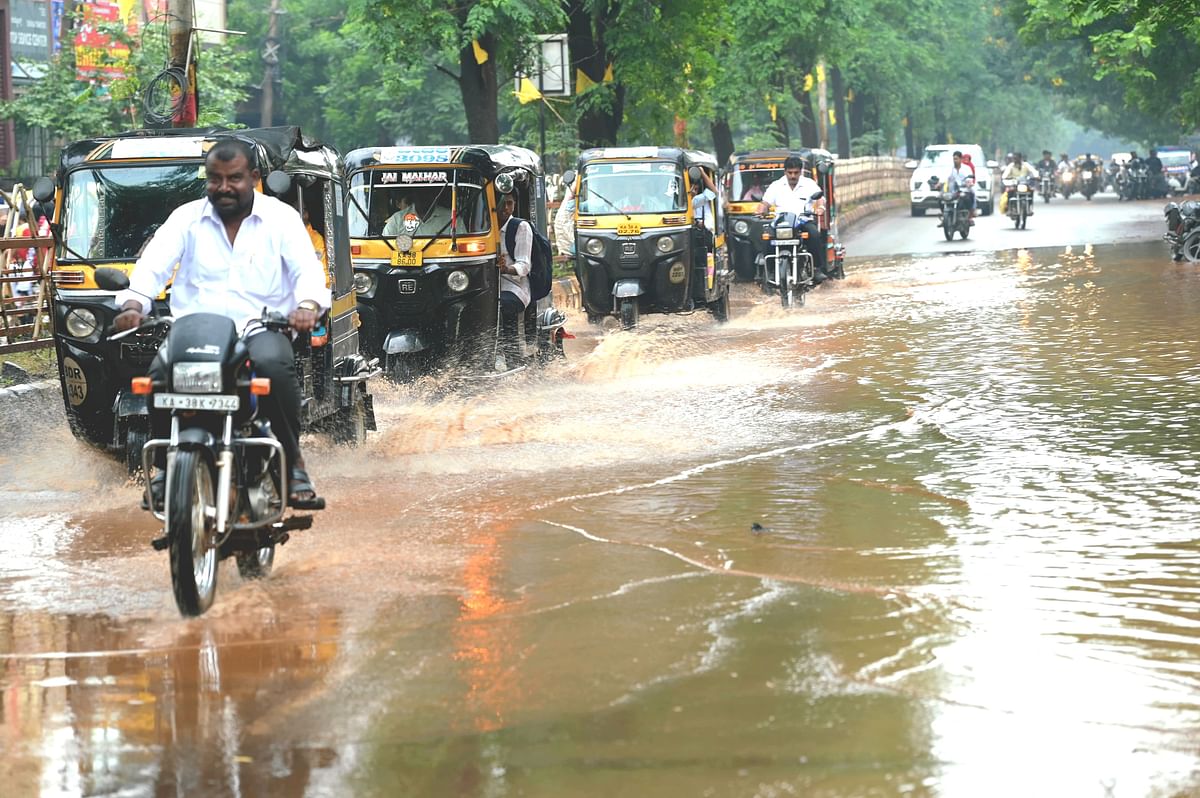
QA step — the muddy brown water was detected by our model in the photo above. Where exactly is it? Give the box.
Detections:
[2,242,1199,797]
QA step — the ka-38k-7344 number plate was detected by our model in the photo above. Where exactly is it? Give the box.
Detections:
[153,393,240,411]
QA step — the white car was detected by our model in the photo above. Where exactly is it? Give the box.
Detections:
[906,144,998,217]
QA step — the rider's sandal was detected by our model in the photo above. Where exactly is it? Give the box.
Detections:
[141,471,166,512]
[288,466,325,510]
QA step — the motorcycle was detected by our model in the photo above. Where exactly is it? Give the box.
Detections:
[1187,167,1200,195]
[762,190,824,308]
[1079,166,1099,200]
[1039,168,1055,204]
[933,177,971,241]
[1004,177,1036,229]
[1058,168,1074,200]
[1122,162,1149,200]
[96,268,324,617]
[1164,200,1200,262]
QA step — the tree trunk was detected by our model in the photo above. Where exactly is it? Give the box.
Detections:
[904,108,914,158]
[849,89,865,143]
[831,67,850,158]
[458,33,499,144]
[773,116,790,148]
[567,0,623,147]
[797,91,818,149]
[711,117,735,167]
[933,99,947,145]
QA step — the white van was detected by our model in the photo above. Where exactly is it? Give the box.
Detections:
[907,144,998,216]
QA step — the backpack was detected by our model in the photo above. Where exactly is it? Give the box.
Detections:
[504,217,553,302]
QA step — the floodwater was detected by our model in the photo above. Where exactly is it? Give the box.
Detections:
[3,241,1200,797]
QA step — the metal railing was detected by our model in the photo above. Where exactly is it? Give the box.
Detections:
[0,184,54,354]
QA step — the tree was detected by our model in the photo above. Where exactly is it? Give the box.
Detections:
[353,0,563,144]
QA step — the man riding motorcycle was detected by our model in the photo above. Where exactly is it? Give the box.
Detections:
[943,150,977,223]
[1146,149,1167,198]
[114,138,330,510]
[1002,152,1039,213]
[756,155,829,284]
[1036,150,1056,174]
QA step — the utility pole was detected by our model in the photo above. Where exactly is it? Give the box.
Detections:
[261,0,282,128]
[167,0,195,127]
[816,59,828,151]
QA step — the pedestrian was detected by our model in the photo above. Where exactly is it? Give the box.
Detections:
[553,170,576,257]
[496,191,532,369]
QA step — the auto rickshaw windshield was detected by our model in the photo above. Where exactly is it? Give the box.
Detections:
[347,169,490,238]
[60,165,207,261]
[730,166,784,202]
[578,162,686,215]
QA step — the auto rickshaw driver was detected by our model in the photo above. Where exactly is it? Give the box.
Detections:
[757,155,830,283]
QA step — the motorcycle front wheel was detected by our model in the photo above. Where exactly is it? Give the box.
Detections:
[780,258,793,309]
[943,217,954,241]
[168,449,219,616]
[1183,230,1200,263]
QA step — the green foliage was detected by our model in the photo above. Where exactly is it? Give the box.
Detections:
[0,17,249,141]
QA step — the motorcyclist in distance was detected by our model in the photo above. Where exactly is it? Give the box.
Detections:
[1057,153,1072,173]
[1002,152,1039,214]
[1036,150,1056,173]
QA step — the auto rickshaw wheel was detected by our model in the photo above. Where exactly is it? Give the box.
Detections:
[710,287,730,323]
[619,300,638,330]
[168,449,218,617]
[333,399,368,446]
[586,311,604,325]
[123,421,149,476]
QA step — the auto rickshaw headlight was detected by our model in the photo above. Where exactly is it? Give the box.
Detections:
[733,220,750,236]
[64,307,100,339]
[668,261,686,284]
[353,271,375,296]
[656,235,674,254]
[447,270,470,293]
[585,237,605,257]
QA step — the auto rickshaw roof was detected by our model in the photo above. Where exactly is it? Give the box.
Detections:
[341,145,543,179]
[577,147,718,171]
[58,126,341,178]
[728,148,834,168]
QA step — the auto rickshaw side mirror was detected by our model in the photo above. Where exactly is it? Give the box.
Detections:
[94,267,131,292]
[32,177,55,204]
[495,172,515,195]
[817,161,832,175]
[265,170,292,196]
[688,166,704,185]
[810,190,825,201]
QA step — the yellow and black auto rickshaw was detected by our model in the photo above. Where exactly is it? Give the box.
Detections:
[34,126,378,472]
[342,144,566,381]
[573,147,732,329]
[722,148,845,282]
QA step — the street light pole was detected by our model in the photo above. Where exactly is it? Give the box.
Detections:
[261,0,281,128]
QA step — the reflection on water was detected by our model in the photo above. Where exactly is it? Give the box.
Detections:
[3,243,1200,795]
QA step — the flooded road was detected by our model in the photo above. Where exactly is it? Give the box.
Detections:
[4,238,1200,796]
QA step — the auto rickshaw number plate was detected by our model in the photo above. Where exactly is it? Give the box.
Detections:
[391,250,423,267]
[617,222,641,236]
[153,393,240,411]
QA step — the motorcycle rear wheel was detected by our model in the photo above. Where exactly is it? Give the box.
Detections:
[1183,231,1200,263]
[168,450,218,616]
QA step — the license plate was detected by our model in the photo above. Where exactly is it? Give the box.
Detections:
[1082,171,1093,179]
[616,222,641,236]
[391,250,423,267]
[153,393,240,411]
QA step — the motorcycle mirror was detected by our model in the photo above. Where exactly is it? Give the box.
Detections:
[810,190,825,201]
[688,166,704,185]
[265,170,292,196]
[94,267,131,292]
[32,177,55,204]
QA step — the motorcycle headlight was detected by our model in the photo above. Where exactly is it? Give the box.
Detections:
[172,362,223,394]
[446,269,469,293]
[775,227,793,240]
[64,307,100,339]
[353,271,376,296]
[668,261,686,284]
[656,235,674,254]
[733,219,750,236]
[585,237,605,257]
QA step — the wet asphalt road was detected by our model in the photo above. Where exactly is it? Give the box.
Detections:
[2,194,1197,797]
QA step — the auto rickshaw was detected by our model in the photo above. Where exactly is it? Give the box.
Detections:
[343,144,566,382]
[722,149,845,283]
[573,147,732,329]
[34,126,378,473]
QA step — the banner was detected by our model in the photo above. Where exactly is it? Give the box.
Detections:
[74,0,138,81]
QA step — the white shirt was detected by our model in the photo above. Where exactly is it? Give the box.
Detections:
[117,192,331,331]
[553,193,575,256]
[500,216,532,307]
[692,187,716,231]
[946,165,974,194]
[761,174,822,215]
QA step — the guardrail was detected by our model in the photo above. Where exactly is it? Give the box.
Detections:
[834,156,911,207]
[0,184,54,354]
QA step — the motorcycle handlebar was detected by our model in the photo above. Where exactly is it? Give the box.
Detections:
[109,316,174,341]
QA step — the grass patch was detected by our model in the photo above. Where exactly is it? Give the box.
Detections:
[1,346,57,387]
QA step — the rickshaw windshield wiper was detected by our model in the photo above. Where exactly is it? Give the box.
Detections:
[585,185,632,220]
